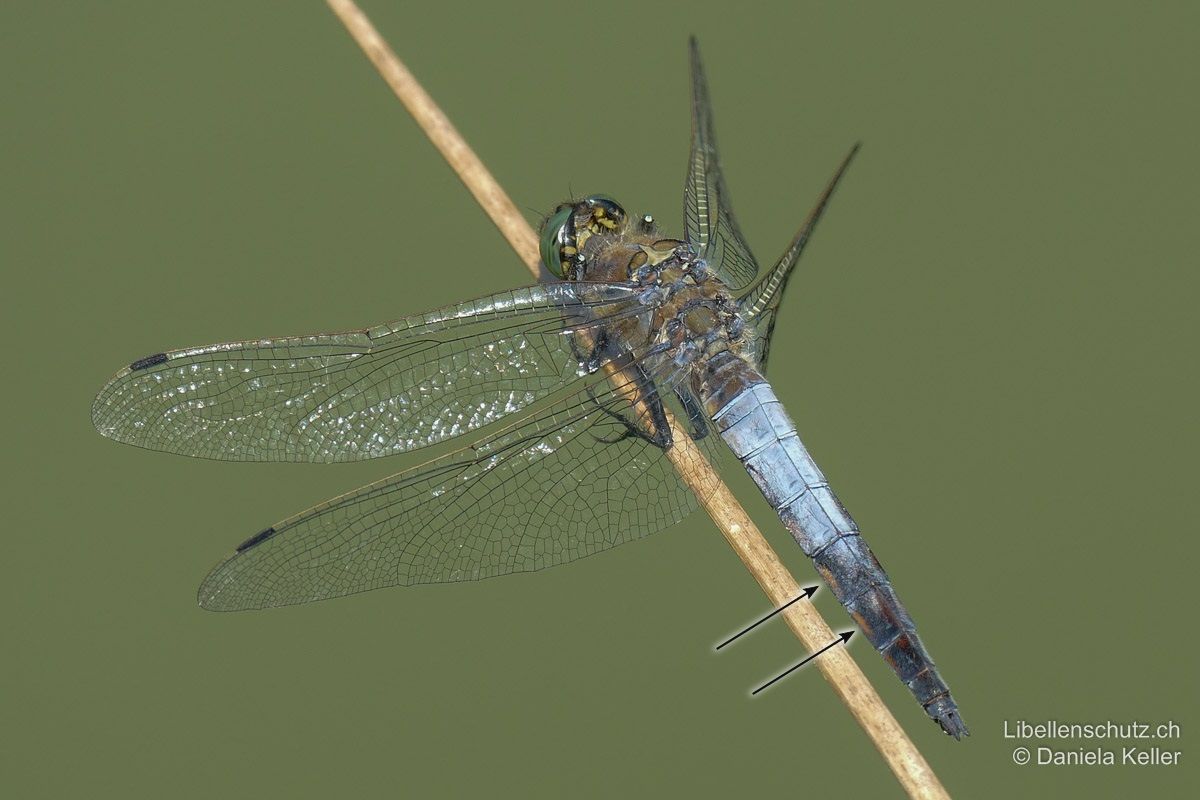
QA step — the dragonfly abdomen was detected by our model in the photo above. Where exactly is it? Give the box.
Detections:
[695,352,968,738]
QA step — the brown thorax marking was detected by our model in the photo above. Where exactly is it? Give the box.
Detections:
[571,207,748,367]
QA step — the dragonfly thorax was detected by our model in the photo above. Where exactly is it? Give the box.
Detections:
[579,222,748,369]
[542,194,748,388]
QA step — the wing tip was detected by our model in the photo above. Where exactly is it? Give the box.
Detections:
[196,564,251,613]
[236,526,278,553]
[91,352,169,440]
[196,527,281,612]
[90,383,125,441]
[688,36,705,78]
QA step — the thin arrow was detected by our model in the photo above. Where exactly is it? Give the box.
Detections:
[715,586,819,651]
[751,631,855,696]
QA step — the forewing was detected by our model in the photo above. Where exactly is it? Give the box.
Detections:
[92,282,646,462]
[197,367,724,611]
[683,38,760,291]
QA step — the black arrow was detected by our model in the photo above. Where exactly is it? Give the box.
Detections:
[715,586,819,651]
[751,631,854,695]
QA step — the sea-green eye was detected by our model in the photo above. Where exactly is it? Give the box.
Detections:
[539,206,574,278]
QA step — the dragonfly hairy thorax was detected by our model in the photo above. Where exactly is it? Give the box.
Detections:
[541,194,749,372]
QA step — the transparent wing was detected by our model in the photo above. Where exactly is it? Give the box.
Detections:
[744,307,781,371]
[683,37,760,291]
[197,365,724,611]
[92,282,648,463]
[738,144,861,372]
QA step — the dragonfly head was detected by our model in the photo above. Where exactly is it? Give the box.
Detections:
[539,195,627,279]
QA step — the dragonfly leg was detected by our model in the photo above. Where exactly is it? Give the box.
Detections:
[673,386,710,441]
[570,327,615,374]
[586,358,673,449]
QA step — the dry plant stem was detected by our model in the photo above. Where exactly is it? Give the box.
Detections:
[325,0,540,270]
[325,2,951,798]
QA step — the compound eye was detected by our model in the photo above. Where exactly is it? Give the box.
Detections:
[585,195,626,229]
[539,206,575,278]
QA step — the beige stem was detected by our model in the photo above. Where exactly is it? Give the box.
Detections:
[325,2,952,797]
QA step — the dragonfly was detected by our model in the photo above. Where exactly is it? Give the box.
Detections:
[92,39,966,739]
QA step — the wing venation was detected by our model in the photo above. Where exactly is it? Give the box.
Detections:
[682,38,760,291]
[198,364,725,611]
[92,282,646,462]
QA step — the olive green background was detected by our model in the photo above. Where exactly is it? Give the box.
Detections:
[3,1,1195,797]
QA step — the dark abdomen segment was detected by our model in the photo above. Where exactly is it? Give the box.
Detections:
[696,353,967,738]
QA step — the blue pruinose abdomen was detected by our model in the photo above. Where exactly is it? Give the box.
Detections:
[698,353,968,738]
